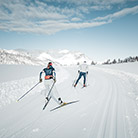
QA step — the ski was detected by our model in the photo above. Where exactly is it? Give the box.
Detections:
[50,100,79,112]
[43,97,51,110]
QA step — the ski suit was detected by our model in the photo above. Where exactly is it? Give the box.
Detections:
[75,62,88,86]
[40,66,62,104]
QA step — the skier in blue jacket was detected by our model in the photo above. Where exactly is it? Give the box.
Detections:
[39,62,64,105]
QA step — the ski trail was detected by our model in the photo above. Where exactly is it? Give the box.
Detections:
[0,66,138,138]
[87,67,138,138]
[41,67,138,138]
[88,75,123,138]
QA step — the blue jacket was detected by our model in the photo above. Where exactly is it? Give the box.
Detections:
[40,66,56,79]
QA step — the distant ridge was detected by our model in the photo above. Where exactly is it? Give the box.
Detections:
[0,49,93,66]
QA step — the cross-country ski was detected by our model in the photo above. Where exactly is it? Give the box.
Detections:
[50,100,79,111]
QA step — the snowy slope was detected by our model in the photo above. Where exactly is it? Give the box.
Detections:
[0,49,43,65]
[0,63,138,138]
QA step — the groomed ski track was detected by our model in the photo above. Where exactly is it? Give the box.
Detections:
[0,64,138,138]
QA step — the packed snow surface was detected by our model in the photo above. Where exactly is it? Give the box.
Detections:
[0,62,138,138]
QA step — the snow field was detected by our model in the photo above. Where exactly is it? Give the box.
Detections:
[0,63,138,138]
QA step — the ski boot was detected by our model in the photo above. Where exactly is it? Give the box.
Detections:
[83,84,86,87]
[74,84,77,87]
[58,98,67,105]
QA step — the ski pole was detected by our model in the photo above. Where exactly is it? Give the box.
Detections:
[86,72,89,86]
[17,82,40,102]
[42,82,55,110]
[46,81,55,99]
[72,72,79,86]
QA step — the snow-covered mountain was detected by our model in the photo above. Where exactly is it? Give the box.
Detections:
[0,49,43,65]
[0,49,93,66]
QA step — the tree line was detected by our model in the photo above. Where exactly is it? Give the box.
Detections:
[102,56,138,65]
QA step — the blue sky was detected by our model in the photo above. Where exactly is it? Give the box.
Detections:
[0,0,138,62]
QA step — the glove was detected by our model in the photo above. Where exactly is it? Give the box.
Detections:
[39,78,42,83]
[86,71,88,74]
[53,78,56,83]
[78,70,80,73]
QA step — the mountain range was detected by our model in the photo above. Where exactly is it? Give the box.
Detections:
[0,49,93,66]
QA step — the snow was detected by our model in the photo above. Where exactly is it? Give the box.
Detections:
[58,49,69,54]
[0,62,138,138]
[37,53,54,61]
[0,49,92,66]
[0,64,43,82]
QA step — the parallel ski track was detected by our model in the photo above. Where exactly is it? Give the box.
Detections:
[0,66,138,138]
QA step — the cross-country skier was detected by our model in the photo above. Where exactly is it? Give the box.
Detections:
[74,61,88,87]
[39,62,64,105]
